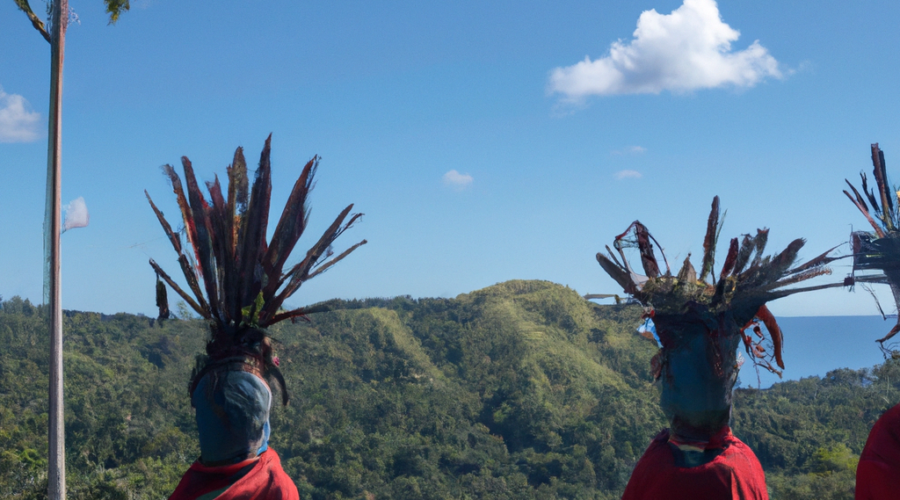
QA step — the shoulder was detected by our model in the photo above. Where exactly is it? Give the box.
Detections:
[857,402,900,500]
[258,449,301,500]
[862,402,900,462]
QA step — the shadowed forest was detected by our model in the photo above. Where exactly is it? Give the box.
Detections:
[1,280,895,499]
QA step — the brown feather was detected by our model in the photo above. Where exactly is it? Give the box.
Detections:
[877,320,900,344]
[755,305,784,370]
[176,254,210,316]
[699,196,720,283]
[236,135,273,311]
[596,253,637,294]
[262,156,317,299]
[155,274,170,322]
[149,259,206,316]
[861,172,881,216]
[605,245,624,268]
[145,191,183,255]
[845,179,870,213]
[146,189,210,315]
[264,205,356,318]
[306,239,368,281]
[634,222,661,278]
[719,237,739,280]
[787,244,844,275]
[844,190,887,237]
[871,144,894,230]
[207,176,234,321]
[768,238,806,278]
[732,234,755,275]
[162,164,202,276]
[750,228,769,268]
[182,157,222,327]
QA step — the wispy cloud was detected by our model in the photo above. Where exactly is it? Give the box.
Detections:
[63,197,90,233]
[0,86,41,143]
[548,0,781,101]
[612,146,647,156]
[615,169,643,180]
[442,170,473,191]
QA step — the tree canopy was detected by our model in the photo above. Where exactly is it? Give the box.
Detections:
[0,281,893,499]
[14,0,130,43]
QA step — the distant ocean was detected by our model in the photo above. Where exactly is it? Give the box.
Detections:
[738,316,892,389]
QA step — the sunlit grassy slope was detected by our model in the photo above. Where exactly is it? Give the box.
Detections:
[1,280,897,499]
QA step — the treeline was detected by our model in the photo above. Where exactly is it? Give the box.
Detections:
[0,280,897,499]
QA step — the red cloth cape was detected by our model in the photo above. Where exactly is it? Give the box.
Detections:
[856,402,900,500]
[168,449,299,500]
[622,428,768,500]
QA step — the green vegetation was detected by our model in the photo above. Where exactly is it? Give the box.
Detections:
[1,280,897,499]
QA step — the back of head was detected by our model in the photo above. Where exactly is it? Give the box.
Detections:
[193,370,271,464]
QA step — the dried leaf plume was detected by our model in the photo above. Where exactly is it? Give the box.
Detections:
[845,144,900,356]
[596,196,843,376]
[147,135,366,403]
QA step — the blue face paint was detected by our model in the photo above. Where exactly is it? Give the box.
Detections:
[193,370,272,464]
[257,420,270,455]
[655,313,742,442]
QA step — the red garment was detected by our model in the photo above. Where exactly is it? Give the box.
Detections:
[168,449,300,500]
[856,403,900,500]
[622,428,768,500]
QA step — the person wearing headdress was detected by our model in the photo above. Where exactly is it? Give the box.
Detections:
[856,403,900,499]
[594,197,842,500]
[842,144,900,499]
[146,136,366,500]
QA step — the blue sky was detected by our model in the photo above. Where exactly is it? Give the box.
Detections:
[2,0,900,320]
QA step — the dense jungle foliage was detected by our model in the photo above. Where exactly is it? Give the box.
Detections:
[1,279,897,499]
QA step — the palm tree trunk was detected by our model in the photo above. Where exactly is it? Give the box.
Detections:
[45,0,68,498]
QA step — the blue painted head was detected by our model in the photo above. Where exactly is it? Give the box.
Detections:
[655,312,743,441]
[192,370,272,464]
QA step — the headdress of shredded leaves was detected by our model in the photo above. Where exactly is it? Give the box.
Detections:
[596,196,844,378]
[147,135,366,404]
[844,143,900,357]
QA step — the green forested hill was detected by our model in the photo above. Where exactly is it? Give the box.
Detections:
[1,280,898,499]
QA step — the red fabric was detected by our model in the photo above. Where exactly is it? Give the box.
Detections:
[622,428,768,500]
[168,449,300,500]
[856,403,900,500]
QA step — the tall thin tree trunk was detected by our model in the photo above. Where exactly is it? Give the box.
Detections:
[45,0,68,498]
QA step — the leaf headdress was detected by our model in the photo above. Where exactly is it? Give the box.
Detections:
[596,197,844,438]
[147,135,366,404]
[844,144,900,356]
[596,196,844,377]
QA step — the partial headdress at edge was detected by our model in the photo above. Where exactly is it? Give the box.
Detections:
[843,143,900,358]
[146,134,367,406]
[595,196,845,379]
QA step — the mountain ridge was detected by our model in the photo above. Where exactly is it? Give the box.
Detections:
[1,279,896,499]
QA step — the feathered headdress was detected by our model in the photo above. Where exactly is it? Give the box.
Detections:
[596,196,843,377]
[596,197,844,437]
[147,135,366,404]
[844,143,900,356]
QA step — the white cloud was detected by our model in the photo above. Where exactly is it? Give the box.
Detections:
[612,145,647,155]
[615,169,643,180]
[442,170,473,190]
[0,86,41,143]
[63,197,90,232]
[548,0,781,100]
